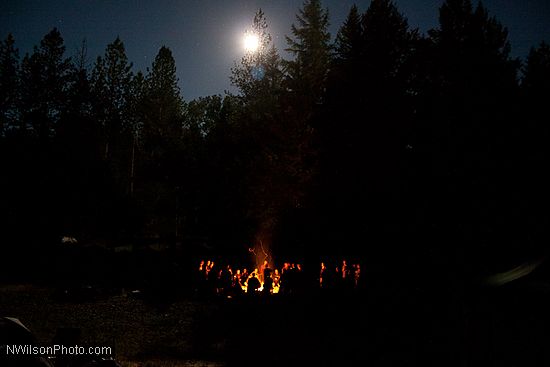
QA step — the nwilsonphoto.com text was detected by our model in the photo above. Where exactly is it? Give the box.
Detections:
[5,344,112,356]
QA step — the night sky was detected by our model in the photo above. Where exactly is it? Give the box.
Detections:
[2,0,549,100]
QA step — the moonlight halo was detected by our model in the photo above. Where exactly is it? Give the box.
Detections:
[243,32,260,53]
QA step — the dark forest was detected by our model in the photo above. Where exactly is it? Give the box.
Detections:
[1,1,550,365]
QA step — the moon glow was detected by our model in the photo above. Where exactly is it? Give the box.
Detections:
[243,33,260,53]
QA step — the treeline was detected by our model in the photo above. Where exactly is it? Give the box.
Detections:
[1,0,549,273]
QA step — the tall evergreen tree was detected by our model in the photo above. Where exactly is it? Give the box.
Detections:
[520,41,550,221]
[230,9,285,151]
[426,0,520,175]
[128,70,147,139]
[0,34,19,136]
[421,0,522,274]
[327,4,364,122]
[231,9,284,107]
[318,1,418,255]
[19,28,71,141]
[522,41,550,102]
[285,0,331,106]
[329,0,416,117]
[184,95,225,137]
[127,70,147,196]
[282,0,331,195]
[361,0,416,84]
[230,10,289,244]
[429,0,519,107]
[334,5,362,64]
[136,46,184,237]
[58,40,94,145]
[91,37,133,159]
[142,45,183,153]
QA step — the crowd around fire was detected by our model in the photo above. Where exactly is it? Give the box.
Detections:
[195,259,362,296]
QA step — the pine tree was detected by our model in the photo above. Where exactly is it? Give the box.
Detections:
[230,10,283,227]
[231,9,284,105]
[420,0,522,270]
[143,45,183,148]
[281,1,331,218]
[334,5,362,64]
[128,71,146,140]
[521,42,550,195]
[319,1,418,251]
[136,46,184,235]
[362,0,416,82]
[521,41,550,149]
[126,70,147,196]
[285,0,331,105]
[58,39,94,144]
[19,28,71,141]
[91,37,133,159]
[0,34,19,136]
[430,0,519,100]
[329,1,416,108]
[522,42,550,102]
[327,5,364,114]
[184,95,224,137]
[230,9,285,146]
[427,0,520,156]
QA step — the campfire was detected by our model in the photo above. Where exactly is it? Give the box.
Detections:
[196,257,361,297]
[239,272,281,294]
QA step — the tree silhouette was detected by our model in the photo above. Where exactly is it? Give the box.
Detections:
[334,5,362,63]
[142,46,184,156]
[285,0,331,108]
[57,40,95,146]
[523,41,550,101]
[231,9,284,104]
[520,42,550,248]
[0,34,19,136]
[418,0,523,275]
[20,28,71,141]
[231,10,295,249]
[427,0,520,193]
[91,37,133,160]
[316,1,418,255]
[0,2,546,269]
[136,46,185,238]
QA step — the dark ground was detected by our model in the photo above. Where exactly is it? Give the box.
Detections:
[1,275,550,367]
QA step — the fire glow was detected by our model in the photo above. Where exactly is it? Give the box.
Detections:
[196,257,362,297]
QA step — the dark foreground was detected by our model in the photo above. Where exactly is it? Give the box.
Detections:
[1,280,549,367]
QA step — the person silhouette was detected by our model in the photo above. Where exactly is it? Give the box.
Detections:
[262,268,273,295]
[247,273,261,294]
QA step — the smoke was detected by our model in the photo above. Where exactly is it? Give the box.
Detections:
[248,222,275,282]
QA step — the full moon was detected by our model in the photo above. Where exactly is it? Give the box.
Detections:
[243,33,260,53]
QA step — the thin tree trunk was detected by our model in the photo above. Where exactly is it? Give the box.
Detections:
[130,135,135,196]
